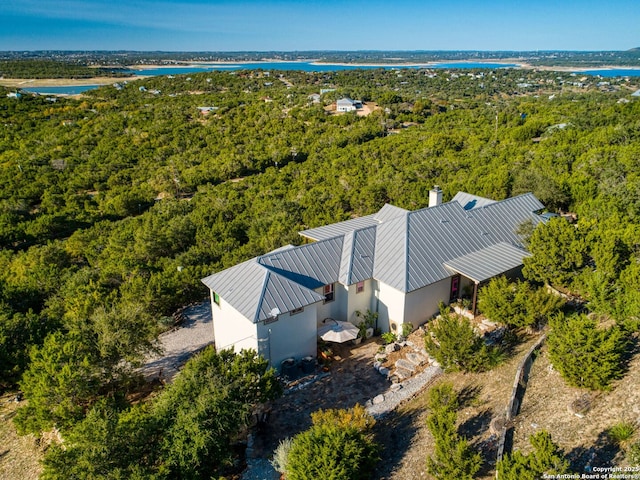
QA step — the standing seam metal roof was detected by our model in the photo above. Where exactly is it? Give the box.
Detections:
[202,192,545,319]
[258,235,344,289]
[444,242,532,283]
[373,193,544,293]
[201,259,324,323]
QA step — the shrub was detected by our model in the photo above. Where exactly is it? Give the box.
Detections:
[548,313,629,390]
[285,406,378,480]
[607,422,636,447]
[425,383,482,480]
[270,437,292,474]
[310,404,375,432]
[424,310,503,373]
[478,277,564,330]
[381,331,397,344]
[629,441,640,465]
[497,430,568,480]
[401,322,413,338]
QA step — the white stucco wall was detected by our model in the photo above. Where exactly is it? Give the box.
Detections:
[376,281,406,333]
[211,291,258,354]
[315,283,346,326]
[344,280,375,326]
[256,304,318,372]
[404,277,452,329]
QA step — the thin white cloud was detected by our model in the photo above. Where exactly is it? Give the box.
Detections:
[1,0,297,34]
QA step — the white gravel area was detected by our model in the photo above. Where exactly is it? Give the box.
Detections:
[140,301,214,381]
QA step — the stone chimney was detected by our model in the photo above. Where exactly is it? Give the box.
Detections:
[429,185,443,208]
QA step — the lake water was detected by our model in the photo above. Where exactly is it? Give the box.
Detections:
[20,62,640,95]
[21,85,102,95]
[578,69,640,77]
[127,61,519,76]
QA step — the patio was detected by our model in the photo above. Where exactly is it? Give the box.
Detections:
[250,338,389,457]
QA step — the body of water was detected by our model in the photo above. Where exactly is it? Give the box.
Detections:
[20,62,640,95]
[578,69,640,77]
[21,84,102,95]
[127,61,519,76]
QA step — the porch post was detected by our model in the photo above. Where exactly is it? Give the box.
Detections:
[471,281,479,318]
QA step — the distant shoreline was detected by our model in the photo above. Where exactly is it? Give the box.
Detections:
[2,60,639,90]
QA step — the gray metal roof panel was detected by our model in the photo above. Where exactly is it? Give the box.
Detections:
[349,226,377,284]
[259,236,344,289]
[299,214,378,241]
[444,242,531,283]
[374,203,409,223]
[201,259,324,323]
[451,191,497,210]
[257,272,325,322]
[373,193,544,293]
[372,213,409,291]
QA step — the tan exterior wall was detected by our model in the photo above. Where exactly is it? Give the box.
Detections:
[315,283,346,326]
[404,277,452,329]
[344,280,375,326]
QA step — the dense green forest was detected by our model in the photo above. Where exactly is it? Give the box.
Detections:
[0,60,131,79]
[1,65,640,477]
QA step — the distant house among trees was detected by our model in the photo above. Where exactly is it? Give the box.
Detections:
[336,97,363,112]
[202,187,545,372]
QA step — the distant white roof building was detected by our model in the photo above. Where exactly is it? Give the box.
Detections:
[336,97,362,112]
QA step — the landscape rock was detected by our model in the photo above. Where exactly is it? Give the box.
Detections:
[378,366,390,377]
[385,343,400,354]
[396,359,416,373]
[373,394,385,405]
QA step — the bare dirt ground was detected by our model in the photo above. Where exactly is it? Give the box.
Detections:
[512,345,640,470]
[375,335,542,480]
[0,394,43,480]
[374,335,640,480]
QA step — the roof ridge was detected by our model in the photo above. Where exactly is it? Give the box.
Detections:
[252,265,271,323]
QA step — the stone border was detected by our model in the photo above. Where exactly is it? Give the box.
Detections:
[495,332,548,473]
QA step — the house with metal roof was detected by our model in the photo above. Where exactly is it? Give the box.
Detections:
[201,187,544,371]
[336,97,362,112]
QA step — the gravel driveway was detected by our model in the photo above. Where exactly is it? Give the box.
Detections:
[140,301,214,381]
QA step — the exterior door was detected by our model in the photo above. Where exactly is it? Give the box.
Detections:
[450,275,460,302]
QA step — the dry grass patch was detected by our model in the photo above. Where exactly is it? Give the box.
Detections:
[512,345,640,468]
[375,335,543,480]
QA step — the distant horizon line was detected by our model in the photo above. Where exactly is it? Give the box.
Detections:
[1,48,639,54]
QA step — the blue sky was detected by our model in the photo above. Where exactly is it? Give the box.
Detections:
[1,0,639,52]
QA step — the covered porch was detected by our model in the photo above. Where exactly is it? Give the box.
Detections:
[444,242,532,316]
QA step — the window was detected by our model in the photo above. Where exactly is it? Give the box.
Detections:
[213,292,220,306]
[323,283,334,302]
[290,307,304,315]
[356,281,365,294]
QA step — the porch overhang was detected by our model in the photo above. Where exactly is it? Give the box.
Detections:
[444,242,531,284]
